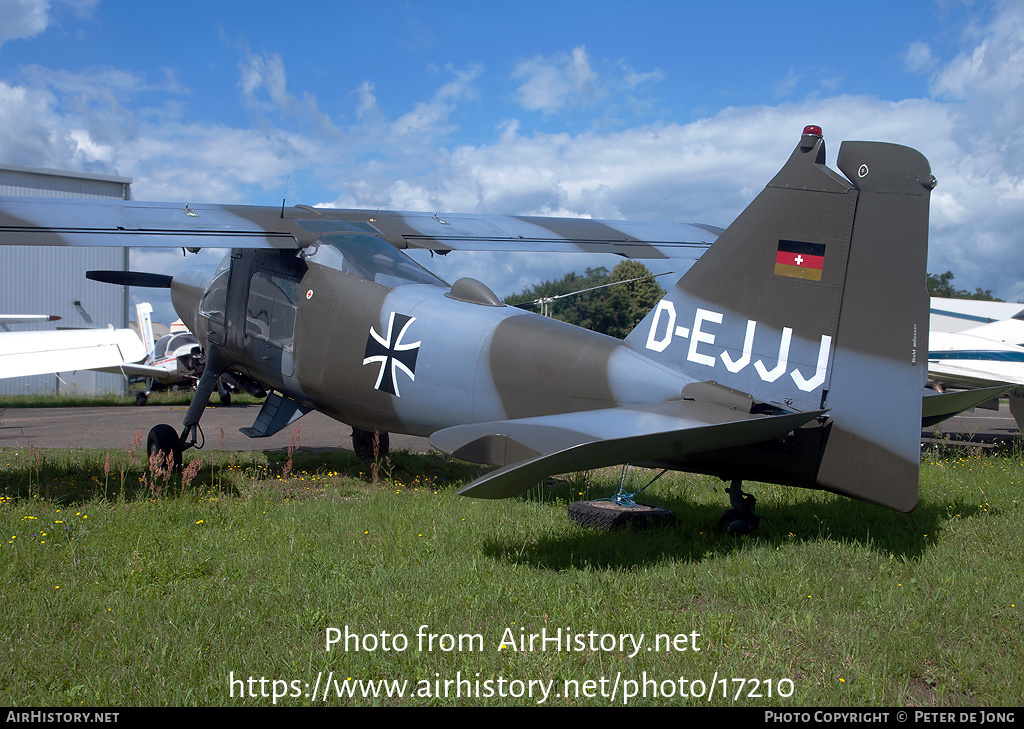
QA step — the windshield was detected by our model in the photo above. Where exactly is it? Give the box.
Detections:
[301,234,446,288]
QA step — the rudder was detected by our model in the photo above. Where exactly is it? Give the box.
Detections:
[625,127,934,511]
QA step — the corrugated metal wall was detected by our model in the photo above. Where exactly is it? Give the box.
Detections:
[0,164,132,395]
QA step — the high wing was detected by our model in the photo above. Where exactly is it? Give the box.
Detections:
[0,327,147,379]
[0,197,718,259]
[431,383,824,499]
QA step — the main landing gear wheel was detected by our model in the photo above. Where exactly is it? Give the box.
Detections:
[135,391,148,406]
[147,424,183,471]
[568,500,676,531]
[718,480,760,535]
[352,428,389,460]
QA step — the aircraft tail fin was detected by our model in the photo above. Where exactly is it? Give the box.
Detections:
[135,302,155,359]
[625,127,934,511]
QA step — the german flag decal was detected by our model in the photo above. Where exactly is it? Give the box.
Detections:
[775,240,825,281]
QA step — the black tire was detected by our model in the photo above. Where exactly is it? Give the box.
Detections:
[352,428,390,460]
[219,391,231,406]
[568,500,676,530]
[135,391,148,406]
[147,424,182,471]
[718,509,760,535]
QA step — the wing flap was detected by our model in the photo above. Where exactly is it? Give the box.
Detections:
[431,402,823,499]
[93,363,167,378]
[367,211,717,259]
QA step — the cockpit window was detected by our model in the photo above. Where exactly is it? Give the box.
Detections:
[199,254,231,323]
[301,234,447,288]
[154,332,197,359]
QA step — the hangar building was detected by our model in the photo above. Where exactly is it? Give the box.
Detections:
[0,163,133,396]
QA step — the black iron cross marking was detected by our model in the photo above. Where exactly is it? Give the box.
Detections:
[363,312,421,397]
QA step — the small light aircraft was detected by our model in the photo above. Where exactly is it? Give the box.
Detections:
[103,303,252,405]
[0,318,146,379]
[928,304,1024,431]
[0,127,992,530]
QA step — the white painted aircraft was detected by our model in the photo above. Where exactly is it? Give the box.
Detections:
[0,318,147,380]
[104,303,250,405]
[928,298,1024,430]
[97,303,208,405]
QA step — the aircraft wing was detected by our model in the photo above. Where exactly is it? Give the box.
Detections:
[0,197,717,259]
[430,399,823,499]
[928,330,1024,390]
[93,362,173,379]
[928,362,1024,391]
[0,327,147,379]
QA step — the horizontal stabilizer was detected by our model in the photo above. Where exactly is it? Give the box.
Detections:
[436,403,823,499]
[240,392,311,438]
[87,270,173,288]
[922,385,1011,427]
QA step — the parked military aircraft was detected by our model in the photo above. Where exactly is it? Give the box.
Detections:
[0,127,986,530]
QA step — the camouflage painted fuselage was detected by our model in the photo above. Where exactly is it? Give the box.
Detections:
[172,252,693,439]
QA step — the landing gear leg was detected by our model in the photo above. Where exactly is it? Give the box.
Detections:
[147,347,226,469]
[719,480,760,535]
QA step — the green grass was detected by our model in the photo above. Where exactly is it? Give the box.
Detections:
[0,442,1021,706]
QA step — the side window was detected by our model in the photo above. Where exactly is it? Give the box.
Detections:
[245,271,301,349]
[199,256,231,324]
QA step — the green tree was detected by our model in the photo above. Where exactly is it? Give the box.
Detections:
[504,261,666,338]
[926,270,1002,301]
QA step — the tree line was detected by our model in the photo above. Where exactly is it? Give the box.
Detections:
[503,260,666,339]
[504,265,1004,340]
[927,271,1002,301]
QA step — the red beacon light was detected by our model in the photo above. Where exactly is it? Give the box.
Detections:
[802,125,823,136]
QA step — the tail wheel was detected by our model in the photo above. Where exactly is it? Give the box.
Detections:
[719,481,760,535]
[147,424,183,471]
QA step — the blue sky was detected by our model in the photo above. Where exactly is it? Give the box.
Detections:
[2,0,1022,325]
